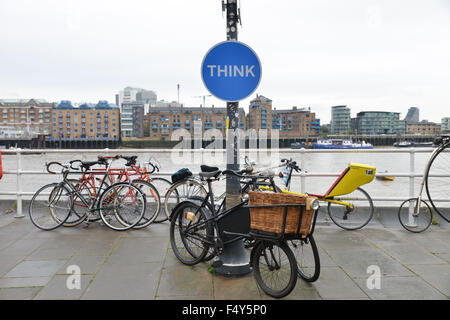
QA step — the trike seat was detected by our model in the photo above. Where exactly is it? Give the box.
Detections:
[309,163,376,198]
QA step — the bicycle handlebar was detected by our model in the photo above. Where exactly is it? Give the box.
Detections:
[281,158,301,172]
[46,161,70,174]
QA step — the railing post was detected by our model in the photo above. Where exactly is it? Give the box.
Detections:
[407,149,416,226]
[300,148,306,193]
[409,149,415,198]
[15,149,24,218]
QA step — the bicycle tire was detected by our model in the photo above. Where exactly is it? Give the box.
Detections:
[398,198,433,233]
[98,182,146,231]
[327,187,374,230]
[251,241,297,298]
[29,183,73,231]
[149,177,173,223]
[131,179,160,229]
[425,142,450,223]
[164,178,208,221]
[169,201,213,265]
[288,235,320,282]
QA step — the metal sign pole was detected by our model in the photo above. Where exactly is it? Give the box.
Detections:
[215,0,252,278]
[225,0,241,209]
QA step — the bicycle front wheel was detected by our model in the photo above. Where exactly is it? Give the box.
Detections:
[99,183,146,231]
[425,143,450,223]
[398,198,433,233]
[29,183,73,231]
[327,187,374,230]
[288,235,320,282]
[251,241,297,298]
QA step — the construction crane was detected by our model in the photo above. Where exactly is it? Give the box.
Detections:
[192,94,212,108]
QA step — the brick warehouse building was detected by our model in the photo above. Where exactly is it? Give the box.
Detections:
[50,100,120,148]
[249,94,320,138]
[0,99,54,136]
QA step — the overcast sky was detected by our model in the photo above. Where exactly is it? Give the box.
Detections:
[1,0,449,123]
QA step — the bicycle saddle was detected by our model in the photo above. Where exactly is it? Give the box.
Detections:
[121,155,138,166]
[200,165,219,172]
[199,165,221,179]
[80,160,101,169]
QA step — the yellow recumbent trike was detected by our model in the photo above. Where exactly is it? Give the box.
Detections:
[259,158,376,230]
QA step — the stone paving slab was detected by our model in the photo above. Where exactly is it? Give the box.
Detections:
[311,266,368,299]
[406,264,450,297]
[34,275,93,300]
[0,213,448,300]
[323,248,414,278]
[4,260,67,278]
[57,255,106,275]
[353,276,447,300]
[81,260,161,300]
[0,287,42,300]
[0,276,51,288]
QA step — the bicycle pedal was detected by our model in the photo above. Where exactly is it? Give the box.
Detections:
[83,222,90,229]
[211,259,223,268]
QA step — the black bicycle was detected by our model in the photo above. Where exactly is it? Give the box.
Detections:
[169,166,320,298]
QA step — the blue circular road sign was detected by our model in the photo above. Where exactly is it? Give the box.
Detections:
[201,41,262,102]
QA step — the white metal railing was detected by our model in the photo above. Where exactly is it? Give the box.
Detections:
[0,147,448,218]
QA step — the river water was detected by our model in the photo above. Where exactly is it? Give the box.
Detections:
[0,147,435,207]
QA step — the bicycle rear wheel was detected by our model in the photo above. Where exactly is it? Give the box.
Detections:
[425,143,450,223]
[29,183,73,231]
[61,179,91,227]
[398,198,433,233]
[131,180,160,229]
[169,201,213,265]
[164,179,207,221]
[149,177,173,223]
[327,187,374,230]
[251,241,297,298]
[99,183,146,231]
[288,235,320,282]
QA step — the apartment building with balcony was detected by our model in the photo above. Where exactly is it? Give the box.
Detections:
[354,111,401,135]
[248,94,273,135]
[121,102,145,138]
[330,105,351,135]
[0,99,54,136]
[50,100,120,141]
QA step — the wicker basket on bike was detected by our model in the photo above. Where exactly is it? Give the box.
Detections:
[248,192,318,238]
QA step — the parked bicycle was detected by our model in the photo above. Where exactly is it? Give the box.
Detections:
[29,155,147,231]
[398,134,450,232]
[169,166,321,298]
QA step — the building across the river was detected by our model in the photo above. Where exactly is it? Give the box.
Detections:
[0,99,54,137]
[147,104,245,140]
[50,100,120,142]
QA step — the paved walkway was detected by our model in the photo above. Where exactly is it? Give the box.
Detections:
[0,203,449,300]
